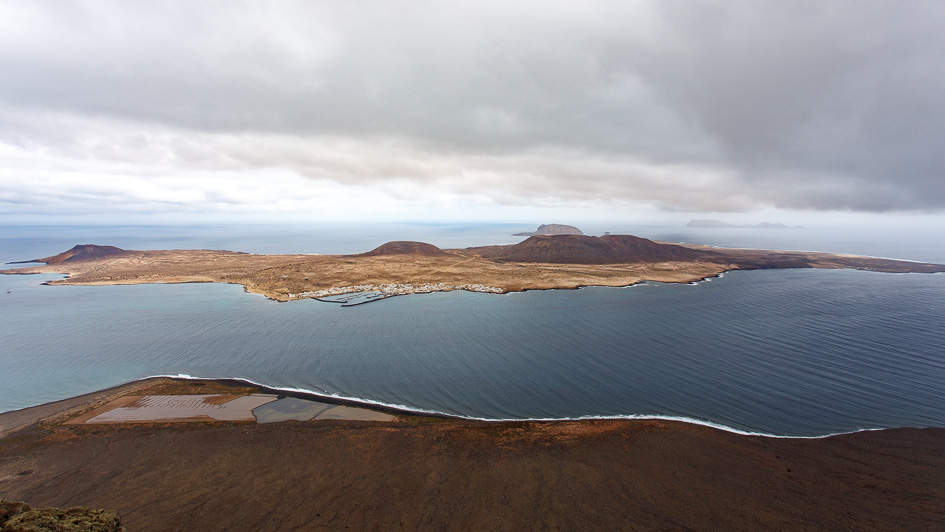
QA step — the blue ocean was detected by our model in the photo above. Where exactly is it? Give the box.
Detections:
[1,223,943,436]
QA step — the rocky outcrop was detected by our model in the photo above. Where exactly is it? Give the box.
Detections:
[0,500,123,531]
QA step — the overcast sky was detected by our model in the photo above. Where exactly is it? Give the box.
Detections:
[1,1,943,224]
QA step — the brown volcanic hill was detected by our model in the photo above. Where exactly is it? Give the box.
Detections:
[359,241,450,257]
[485,234,717,264]
[36,244,129,264]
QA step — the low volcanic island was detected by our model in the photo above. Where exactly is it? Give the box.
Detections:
[2,232,945,530]
[3,233,944,302]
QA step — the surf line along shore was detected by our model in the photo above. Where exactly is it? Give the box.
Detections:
[0,376,944,530]
[2,234,944,303]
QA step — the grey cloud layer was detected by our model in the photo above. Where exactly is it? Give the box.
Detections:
[1,0,942,212]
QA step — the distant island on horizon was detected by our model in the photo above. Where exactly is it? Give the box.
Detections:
[513,223,584,236]
[687,219,803,229]
[3,233,943,304]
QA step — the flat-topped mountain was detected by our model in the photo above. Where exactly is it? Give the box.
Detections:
[484,234,714,264]
[35,244,129,264]
[513,224,584,236]
[359,241,450,257]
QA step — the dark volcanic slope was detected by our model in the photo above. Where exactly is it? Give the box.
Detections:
[485,234,715,264]
[35,244,129,264]
[1,421,943,531]
[359,241,450,257]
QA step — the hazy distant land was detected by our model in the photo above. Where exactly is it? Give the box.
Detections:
[687,219,803,228]
[3,233,943,302]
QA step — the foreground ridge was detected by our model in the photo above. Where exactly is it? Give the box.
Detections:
[1,378,944,531]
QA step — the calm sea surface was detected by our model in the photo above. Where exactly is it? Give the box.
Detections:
[1,223,943,436]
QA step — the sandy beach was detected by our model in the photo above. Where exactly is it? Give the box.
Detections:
[1,378,943,531]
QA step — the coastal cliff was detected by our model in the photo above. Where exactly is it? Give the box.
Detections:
[1,407,943,531]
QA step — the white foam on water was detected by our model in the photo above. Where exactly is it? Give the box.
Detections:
[141,375,894,440]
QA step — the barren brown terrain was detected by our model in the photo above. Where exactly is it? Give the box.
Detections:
[3,235,943,302]
[0,378,943,531]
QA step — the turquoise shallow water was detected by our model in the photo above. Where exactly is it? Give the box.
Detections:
[1,223,943,436]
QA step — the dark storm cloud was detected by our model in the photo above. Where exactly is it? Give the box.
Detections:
[1,0,943,213]
[631,2,945,210]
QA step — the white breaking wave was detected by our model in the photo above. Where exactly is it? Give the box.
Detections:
[141,374,891,440]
